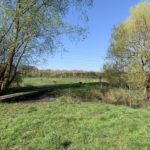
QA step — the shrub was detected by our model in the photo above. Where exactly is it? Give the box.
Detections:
[11,73,22,87]
[60,88,104,102]
[104,89,144,107]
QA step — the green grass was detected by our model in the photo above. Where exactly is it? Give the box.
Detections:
[22,77,108,103]
[1,99,150,150]
[8,77,148,107]
[7,77,101,95]
[22,77,99,86]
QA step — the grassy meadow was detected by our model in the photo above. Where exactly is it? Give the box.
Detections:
[21,77,99,87]
[1,99,150,150]
[1,1,150,150]
[1,77,150,149]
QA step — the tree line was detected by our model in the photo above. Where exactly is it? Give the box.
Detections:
[20,66,101,78]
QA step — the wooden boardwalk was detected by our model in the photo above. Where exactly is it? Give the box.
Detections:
[0,88,49,102]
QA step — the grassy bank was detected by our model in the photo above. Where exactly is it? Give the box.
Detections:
[0,99,150,150]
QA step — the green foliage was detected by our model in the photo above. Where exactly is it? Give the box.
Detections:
[11,73,22,87]
[105,88,144,107]
[103,63,127,88]
[1,102,150,149]
[20,67,101,78]
[127,61,148,90]
[105,2,150,96]
[0,0,93,92]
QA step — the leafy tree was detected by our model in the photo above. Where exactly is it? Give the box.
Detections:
[103,63,127,88]
[0,0,93,93]
[105,2,150,97]
[127,61,148,91]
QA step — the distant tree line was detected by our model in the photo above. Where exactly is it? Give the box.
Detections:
[20,65,102,79]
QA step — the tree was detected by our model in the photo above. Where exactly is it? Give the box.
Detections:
[0,0,93,93]
[103,63,127,88]
[105,2,150,97]
[127,61,148,91]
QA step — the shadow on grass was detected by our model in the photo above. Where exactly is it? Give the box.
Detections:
[7,82,110,93]
[1,82,110,103]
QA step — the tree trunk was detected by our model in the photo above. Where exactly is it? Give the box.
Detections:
[144,86,148,100]
[0,0,21,94]
[0,54,14,92]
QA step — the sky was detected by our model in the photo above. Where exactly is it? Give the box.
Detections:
[38,0,141,71]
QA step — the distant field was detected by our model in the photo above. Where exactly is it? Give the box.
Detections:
[1,100,150,150]
[19,77,109,103]
[22,77,100,86]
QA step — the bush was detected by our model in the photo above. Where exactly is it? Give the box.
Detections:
[104,89,144,107]
[103,64,127,88]
[57,87,104,102]
[11,73,22,87]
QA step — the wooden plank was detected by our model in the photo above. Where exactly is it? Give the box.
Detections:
[0,88,49,101]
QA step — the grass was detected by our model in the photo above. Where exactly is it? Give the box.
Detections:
[22,77,99,86]
[7,77,104,96]
[7,77,101,95]
[2,78,150,149]
[1,99,150,150]
[8,77,147,107]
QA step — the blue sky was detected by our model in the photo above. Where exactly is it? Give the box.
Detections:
[38,0,141,71]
